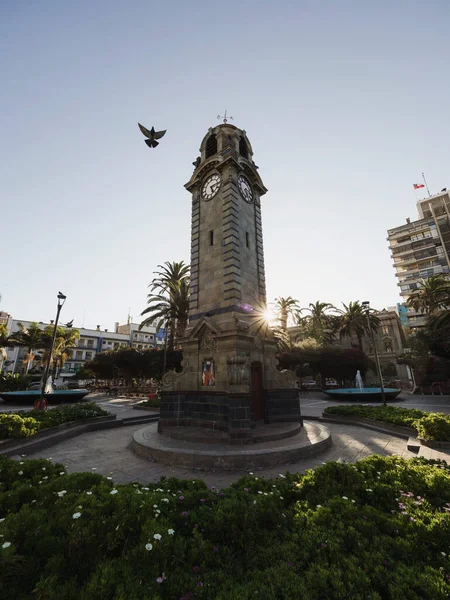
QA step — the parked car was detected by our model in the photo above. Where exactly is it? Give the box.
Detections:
[27,382,41,390]
[325,379,338,387]
[302,380,318,388]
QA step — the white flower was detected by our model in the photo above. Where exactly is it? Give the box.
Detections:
[280,496,284,500]
[43,476,48,480]
[136,490,142,495]
[249,472,254,475]
[156,488,163,492]
[442,552,447,557]
[258,491,262,495]
[145,543,153,551]
[86,492,92,495]
[342,496,348,500]
[2,542,11,549]
[106,477,112,480]
[59,472,65,475]
[18,471,23,475]
[72,512,82,519]
[168,528,175,535]
[57,490,67,497]
[153,533,162,540]
[42,467,46,471]
[91,468,97,471]
[316,505,322,508]
[19,462,24,465]
[156,509,161,514]
[279,474,286,478]
[110,489,118,495]
[143,487,149,491]
[153,504,158,508]
[162,498,169,503]
[0,518,5,522]
[351,499,356,503]
[366,489,373,492]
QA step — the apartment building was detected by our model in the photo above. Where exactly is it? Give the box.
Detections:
[387,189,450,328]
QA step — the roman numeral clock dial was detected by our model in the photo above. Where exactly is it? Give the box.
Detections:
[201,174,221,200]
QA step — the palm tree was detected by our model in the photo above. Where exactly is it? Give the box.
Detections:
[274,296,301,330]
[407,274,450,315]
[41,326,80,381]
[13,322,44,374]
[0,323,10,366]
[303,301,337,345]
[141,261,190,349]
[337,301,380,349]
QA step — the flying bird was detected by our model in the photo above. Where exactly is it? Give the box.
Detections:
[138,123,167,148]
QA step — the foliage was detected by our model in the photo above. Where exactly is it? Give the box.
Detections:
[86,347,183,383]
[297,302,338,346]
[0,413,39,439]
[337,301,380,349]
[278,346,374,381]
[273,296,301,330]
[324,404,450,441]
[0,403,109,440]
[0,372,34,392]
[0,455,450,599]
[141,261,190,350]
[12,322,45,373]
[406,274,450,315]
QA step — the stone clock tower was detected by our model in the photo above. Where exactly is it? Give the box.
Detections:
[160,122,300,442]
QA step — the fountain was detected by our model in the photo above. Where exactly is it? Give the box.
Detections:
[322,370,401,402]
[0,375,89,405]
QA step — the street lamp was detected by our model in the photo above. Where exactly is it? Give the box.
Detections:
[362,301,386,406]
[36,292,67,410]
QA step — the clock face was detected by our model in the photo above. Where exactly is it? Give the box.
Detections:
[201,173,221,200]
[238,174,253,203]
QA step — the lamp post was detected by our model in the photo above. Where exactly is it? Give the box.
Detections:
[36,292,67,410]
[362,301,386,406]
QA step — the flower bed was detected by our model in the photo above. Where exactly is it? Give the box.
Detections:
[1,455,450,598]
[0,403,109,440]
[324,405,450,441]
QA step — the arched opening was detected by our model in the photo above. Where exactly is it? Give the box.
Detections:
[205,134,217,158]
[251,361,264,421]
[239,136,248,159]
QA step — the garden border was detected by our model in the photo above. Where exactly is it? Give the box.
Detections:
[0,413,159,457]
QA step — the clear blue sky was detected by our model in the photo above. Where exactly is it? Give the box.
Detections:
[2,0,450,329]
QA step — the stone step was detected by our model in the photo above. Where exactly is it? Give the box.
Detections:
[121,415,159,426]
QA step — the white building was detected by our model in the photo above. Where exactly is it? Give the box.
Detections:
[3,318,166,376]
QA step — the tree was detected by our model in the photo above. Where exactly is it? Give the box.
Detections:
[13,322,44,374]
[301,302,338,345]
[407,274,450,315]
[40,326,80,381]
[337,301,380,349]
[0,324,10,364]
[141,261,190,349]
[274,297,301,330]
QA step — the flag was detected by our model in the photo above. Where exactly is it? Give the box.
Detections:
[413,183,425,190]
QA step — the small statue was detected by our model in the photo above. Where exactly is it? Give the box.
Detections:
[192,156,201,169]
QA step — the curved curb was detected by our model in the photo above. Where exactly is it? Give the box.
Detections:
[321,414,415,439]
[131,421,332,470]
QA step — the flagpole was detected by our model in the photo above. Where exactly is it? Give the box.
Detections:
[422,172,431,197]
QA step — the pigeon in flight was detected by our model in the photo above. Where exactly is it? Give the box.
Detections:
[138,123,167,148]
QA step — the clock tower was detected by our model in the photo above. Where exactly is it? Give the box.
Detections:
[160,122,300,442]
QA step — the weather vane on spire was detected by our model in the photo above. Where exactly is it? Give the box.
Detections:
[217,110,233,124]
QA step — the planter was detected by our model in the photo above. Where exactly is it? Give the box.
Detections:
[322,413,416,439]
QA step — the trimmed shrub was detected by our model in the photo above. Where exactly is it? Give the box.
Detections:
[0,414,39,439]
[324,405,450,441]
[0,455,450,599]
[0,403,109,440]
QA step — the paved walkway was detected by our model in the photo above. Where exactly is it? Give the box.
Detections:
[23,421,449,489]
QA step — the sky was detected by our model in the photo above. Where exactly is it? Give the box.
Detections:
[2,0,450,329]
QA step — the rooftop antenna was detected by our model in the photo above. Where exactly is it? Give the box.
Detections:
[217,109,233,124]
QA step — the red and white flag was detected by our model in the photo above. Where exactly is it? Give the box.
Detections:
[413,183,425,190]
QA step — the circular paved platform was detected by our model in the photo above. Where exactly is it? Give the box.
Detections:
[132,421,332,470]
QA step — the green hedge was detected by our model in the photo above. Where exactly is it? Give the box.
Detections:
[324,405,450,441]
[0,403,109,439]
[1,455,450,599]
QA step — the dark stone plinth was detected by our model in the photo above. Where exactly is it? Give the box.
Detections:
[265,389,302,424]
[159,389,301,443]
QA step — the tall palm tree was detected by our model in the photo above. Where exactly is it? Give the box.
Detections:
[141,261,190,349]
[274,296,301,330]
[13,322,44,374]
[41,326,80,381]
[303,301,336,345]
[407,274,450,315]
[337,301,380,349]
[0,323,10,366]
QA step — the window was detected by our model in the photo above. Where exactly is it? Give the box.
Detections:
[78,340,85,347]
[239,136,248,159]
[205,134,217,158]
[246,232,250,248]
[75,351,83,359]
[87,339,94,348]
[384,341,393,353]
[382,326,389,335]
[209,230,214,246]
[85,352,92,360]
